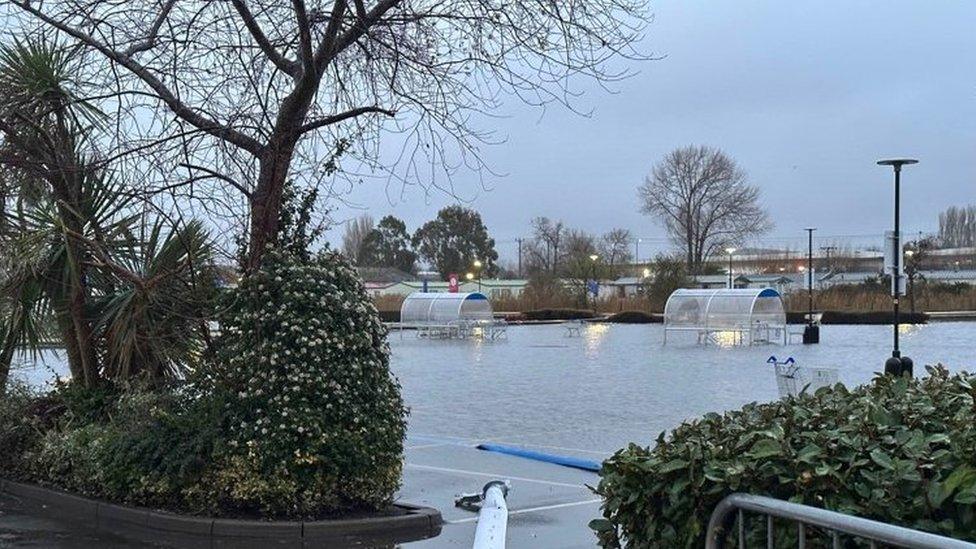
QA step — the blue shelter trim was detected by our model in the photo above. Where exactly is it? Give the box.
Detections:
[476,443,602,472]
[467,292,488,300]
[757,288,780,298]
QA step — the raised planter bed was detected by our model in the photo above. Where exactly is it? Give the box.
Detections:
[0,479,441,546]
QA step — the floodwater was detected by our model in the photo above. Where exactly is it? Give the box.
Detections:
[392,322,975,456]
[6,322,976,548]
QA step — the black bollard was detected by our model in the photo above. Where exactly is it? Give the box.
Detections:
[885,356,903,376]
[900,356,914,377]
[802,324,820,344]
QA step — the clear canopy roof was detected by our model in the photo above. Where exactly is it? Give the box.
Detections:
[400,292,494,325]
[664,288,786,331]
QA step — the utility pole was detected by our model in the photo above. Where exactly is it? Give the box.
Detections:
[635,238,641,265]
[819,245,837,272]
[516,238,523,278]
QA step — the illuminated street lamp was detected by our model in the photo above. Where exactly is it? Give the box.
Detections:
[471,259,483,291]
[877,157,918,377]
[642,267,651,278]
[725,247,737,289]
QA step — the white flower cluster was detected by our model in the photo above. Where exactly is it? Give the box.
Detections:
[212,250,407,512]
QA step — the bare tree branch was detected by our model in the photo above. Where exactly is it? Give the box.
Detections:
[123,0,177,56]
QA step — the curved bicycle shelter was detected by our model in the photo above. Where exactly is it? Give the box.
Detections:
[663,288,787,345]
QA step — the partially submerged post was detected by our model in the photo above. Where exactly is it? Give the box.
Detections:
[802,228,820,344]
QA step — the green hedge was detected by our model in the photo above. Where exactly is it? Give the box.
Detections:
[604,311,660,324]
[523,308,597,321]
[591,367,976,547]
[819,310,929,325]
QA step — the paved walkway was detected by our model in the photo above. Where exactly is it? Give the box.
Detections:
[399,434,605,548]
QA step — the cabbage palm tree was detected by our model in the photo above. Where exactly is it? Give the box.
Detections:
[0,38,215,390]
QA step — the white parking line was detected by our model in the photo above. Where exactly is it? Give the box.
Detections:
[404,464,585,488]
[445,499,603,524]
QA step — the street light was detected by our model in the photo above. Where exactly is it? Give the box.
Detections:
[725,247,736,289]
[642,267,651,278]
[465,272,474,281]
[877,157,918,377]
[471,259,483,291]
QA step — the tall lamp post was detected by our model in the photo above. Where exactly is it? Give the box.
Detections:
[588,254,599,308]
[803,228,819,344]
[725,247,736,289]
[472,259,483,292]
[877,158,918,377]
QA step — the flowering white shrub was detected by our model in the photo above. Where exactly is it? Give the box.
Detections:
[210,249,407,516]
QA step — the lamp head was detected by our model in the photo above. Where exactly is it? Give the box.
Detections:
[465,272,474,280]
[725,247,737,255]
[589,254,599,262]
[877,158,918,171]
[473,259,482,269]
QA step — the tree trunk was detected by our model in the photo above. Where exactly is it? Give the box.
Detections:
[64,220,99,386]
[0,326,16,391]
[247,142,297,270]
[52,313,84,381]
[245,65,322,270]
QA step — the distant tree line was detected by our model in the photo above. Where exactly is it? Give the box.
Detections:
[939,205,976,248]
[341,206,498,280]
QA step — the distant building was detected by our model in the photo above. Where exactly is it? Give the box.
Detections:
[690,274,750,289]
[819,271,882,289]
[918,269,976,285]
[363,278,529,299]
[739,274,795,294]
[355,267,417,283]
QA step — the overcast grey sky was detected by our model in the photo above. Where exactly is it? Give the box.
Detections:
[331,1,976,262]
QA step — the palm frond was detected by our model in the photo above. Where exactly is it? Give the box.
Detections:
[0,37,104,128]
[96,219,216,381]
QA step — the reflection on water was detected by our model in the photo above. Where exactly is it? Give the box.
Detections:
[710,330,741,348]
[391,322,976,454]
[899,323,924,336]
[584,323,610,357]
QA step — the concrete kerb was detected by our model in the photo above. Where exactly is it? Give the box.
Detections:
[1,480,442,543]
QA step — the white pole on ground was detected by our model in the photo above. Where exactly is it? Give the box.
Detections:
[472,481,510,549]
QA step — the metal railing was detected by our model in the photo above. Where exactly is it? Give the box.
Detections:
[706,493,976,549]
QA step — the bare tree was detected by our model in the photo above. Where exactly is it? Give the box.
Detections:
[599,228,633,270]
[638,145,772,274]
[525,217,566,274]
[341,214,373,264]
[939,205,976,248]
[4,0,651,268]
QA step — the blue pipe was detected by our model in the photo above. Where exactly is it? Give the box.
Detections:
[476,443,602,472]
